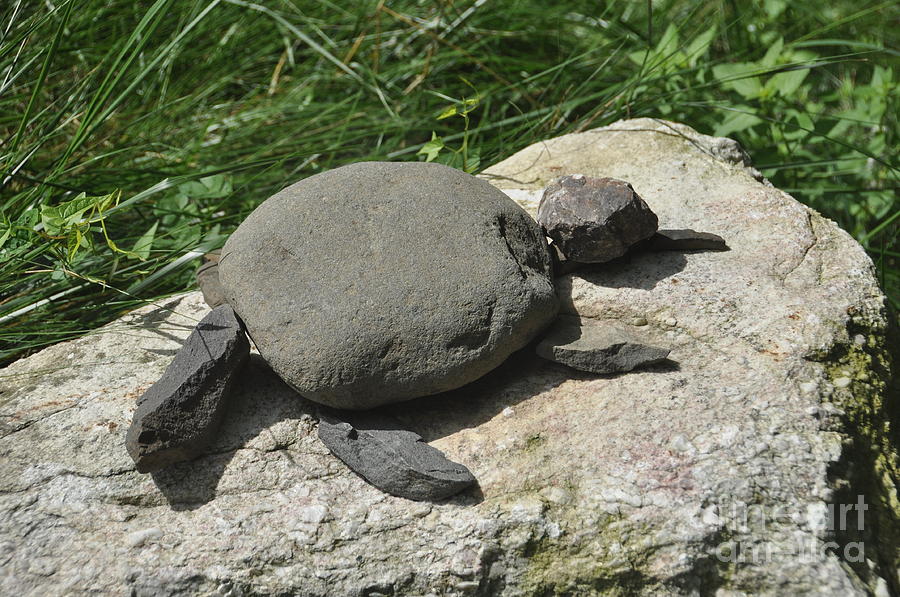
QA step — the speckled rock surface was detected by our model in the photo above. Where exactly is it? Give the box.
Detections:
[1,118,897,596]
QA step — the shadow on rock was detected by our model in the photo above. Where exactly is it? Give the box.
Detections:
[569,250,688,291]
[150,355,317,510]
[382,347,582,445]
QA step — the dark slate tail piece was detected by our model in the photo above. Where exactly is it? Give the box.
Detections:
[317,409,476,501]
[644,229,729,252]
[536,316,672,374]
[126,304,250,473]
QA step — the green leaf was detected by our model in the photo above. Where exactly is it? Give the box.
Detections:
[769,68,809,97]
[628,50,649,66]
[417,132,444,162]
[715,109,763,137]
[40,193,96,236]
[713,63,763,99]
[176,175,232,199]
[437,105,457,120]
[655,23,679,57]
[462,150,481,174]
[460,96,480,115]
[761,37,784,68]
[871,65,893,90]
[131,221,158,261]
[685,26,717,67]
[95,190,120,213]
[763,0,788,18]
[66,228,84,263]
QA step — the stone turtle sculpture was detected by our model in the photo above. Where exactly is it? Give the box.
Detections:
[127,162,727,500]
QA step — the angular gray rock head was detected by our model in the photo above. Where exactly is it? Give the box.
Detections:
[538,175,658,263]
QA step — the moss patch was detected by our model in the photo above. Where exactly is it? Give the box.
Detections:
[816,303,900,593]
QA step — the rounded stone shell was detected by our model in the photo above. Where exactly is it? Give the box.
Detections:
[219,161,558,409]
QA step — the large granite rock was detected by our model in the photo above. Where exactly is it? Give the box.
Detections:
[0,119,897,596]
[219,161,558,409]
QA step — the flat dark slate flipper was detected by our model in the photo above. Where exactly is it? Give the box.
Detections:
[536,317,670,374]
[126,304,250,473]
[317,410,476,501]
[644,229,729,252]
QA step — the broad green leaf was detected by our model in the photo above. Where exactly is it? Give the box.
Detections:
[131,221,158,261]
[871,65,893,90]
[437,105,457,120]
[763,0,788,18]
[731,76,763,99]
[715,110,763,137]
[66,228,84,262]
[417,132,444,162]
[176,175,232,199]
[713,63,763,99]
[769,68,809,97]
[796,112,814,131]
[95,190,120,212]
[685,26,717,67]
[762,37,784,68]
[655,23,679,58]
[40,193,95,236]
[628,50,649,66]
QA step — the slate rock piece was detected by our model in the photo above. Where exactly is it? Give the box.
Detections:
[219,161,558,410]
[317,409,476,501]
[645,229,729,252]
[537,174,658,263]
[125,304,249,473]
[536,316,670,374]
[196,251,225,308]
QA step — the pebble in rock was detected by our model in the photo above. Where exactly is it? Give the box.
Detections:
[644,229,729,252]
[537,174,658,263]
[317,410,476,501]
[219,161,558,410]
[536,316,670,374]
[125,304,249,473]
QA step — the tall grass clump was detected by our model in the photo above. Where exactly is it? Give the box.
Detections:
[1,0,897,364]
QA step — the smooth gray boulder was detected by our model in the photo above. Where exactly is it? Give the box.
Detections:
[219,161,558,409]
[536,316,670,374]
[537,174,658,263]
[317,410,476,501]
[125,305,249,472]
[1,119,896,596]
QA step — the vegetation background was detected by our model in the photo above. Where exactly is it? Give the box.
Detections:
[0,0,897,365]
